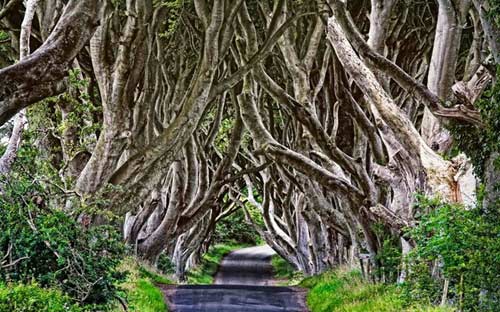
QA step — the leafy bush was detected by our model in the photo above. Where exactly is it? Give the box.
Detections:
[404,196,500,311]
[271,255,297,279]
[0,283,82,312]
[441,53,500,312]
[0,199,125,305]
[372,222,403,283]
[0,153,125,306]
[157,253,176,275]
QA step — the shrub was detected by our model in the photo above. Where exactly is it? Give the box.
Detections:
[0,156,126,305]
[0,200,125,305]
[0,283,82,312]
[372,222,403,283]
[405,196,500,311]
[157,253,175,275]
[271,255,297,279]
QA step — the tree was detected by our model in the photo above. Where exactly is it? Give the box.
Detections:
[0,0,497,286]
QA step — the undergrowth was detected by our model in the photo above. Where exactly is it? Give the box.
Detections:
[0,283,82,312]
[300,269,453,312]
[114,258,171,312]
[271,255,303,286]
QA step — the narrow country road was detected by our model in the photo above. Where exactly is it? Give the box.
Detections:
[214,245,276,285]
[162,245,308,312]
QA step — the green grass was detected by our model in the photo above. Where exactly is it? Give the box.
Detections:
[186,244,247,284]
[114,258,172,312]
[271,255,304,285]
[300,269,454,312]
[0,283,82,312]
[138,266,171,284]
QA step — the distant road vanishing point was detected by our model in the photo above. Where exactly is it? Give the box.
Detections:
[162,245,308,312]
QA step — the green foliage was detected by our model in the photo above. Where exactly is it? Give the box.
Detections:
[137,266,171,285]
[157,253,176,275]
[215,189,266,245]
[62,69,102,142]
[372,223,402,283]
[25,68,101,187]
[300,269,451,312]
[0,31,8,42]
[114,258,170,312]
[271,255,296,279]
[489,0,500,26]
[214,118,235,152]
[401,261,442,306]
[213,209,262,245]
[158,0,193,39]
[0,30,13,60]
[448,66,500,178]
[404,196,500,311]
[125,279,167,312]
[187,244,246,284]
[0,200,126,305]
[245,201,265,226]
[0,148,125,306]
[0,283,82,312]
[271,255,303,285]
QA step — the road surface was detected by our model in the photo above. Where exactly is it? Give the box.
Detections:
[214,245,276,285]
[162,245,308,312]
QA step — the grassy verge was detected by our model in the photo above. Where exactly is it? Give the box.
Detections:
[271,255,304,286]
[0,283,82,312]
[186,243,247,284]
[114,258,172,312]
[299,269,453,312]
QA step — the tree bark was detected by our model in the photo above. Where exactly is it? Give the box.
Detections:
[0,0,100,125]
[0,0,39,175]
[422,0,470,153]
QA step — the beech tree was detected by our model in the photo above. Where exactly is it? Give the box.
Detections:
[0,0,498,281]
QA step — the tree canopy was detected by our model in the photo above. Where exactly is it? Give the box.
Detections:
[0,0,499,310]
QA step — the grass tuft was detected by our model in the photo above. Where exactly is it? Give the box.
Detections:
[114,257,172,312]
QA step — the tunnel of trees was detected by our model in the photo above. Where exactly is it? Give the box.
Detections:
[0,0,499,310]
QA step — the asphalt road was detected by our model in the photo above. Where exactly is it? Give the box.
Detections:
[162,245,308,312]
[214,245,276,285]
